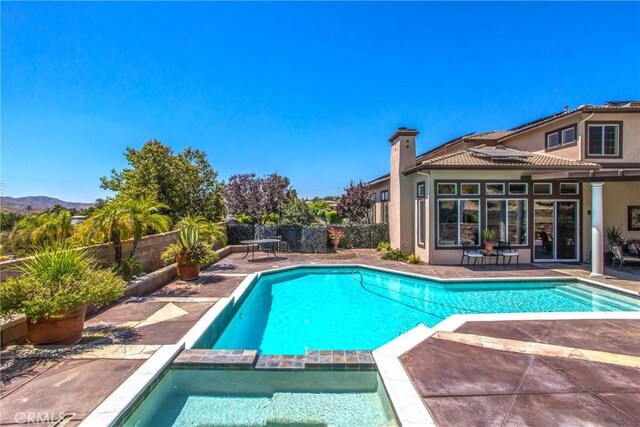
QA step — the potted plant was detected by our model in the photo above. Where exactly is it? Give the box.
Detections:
[606,226,624,246]
[482,230,497,252]
[0,247,126,345]
[328,226,345,251]
[161,226,218,281]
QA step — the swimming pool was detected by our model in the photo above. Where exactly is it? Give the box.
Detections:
[197,267,639,355]
[120,369,397,427]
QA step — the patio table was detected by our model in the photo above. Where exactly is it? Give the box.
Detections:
[240,239,281,262]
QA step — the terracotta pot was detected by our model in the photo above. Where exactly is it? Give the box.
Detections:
[177,252,200,281]
[484,242,495,252]
[331,238,340,251]
[27,304,87,345]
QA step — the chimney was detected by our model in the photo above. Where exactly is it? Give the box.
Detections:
[388,127,419,253]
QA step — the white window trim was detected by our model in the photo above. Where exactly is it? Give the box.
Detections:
[588,124,620,156]
[533,183,552,195]
[533,199,580,262]
[561,127,576,145]
[417,199,425,245]
[437,183,457,196]
[508,182,528,195]
[547,132,560,149]
[486,182,505,196]
[485,198,529,247]
[437,198,480,247]
[559,182,579,195]
[460,183,480,196]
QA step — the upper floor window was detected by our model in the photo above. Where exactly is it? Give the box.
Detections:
[546,124,577,150]
[587,123,620,157]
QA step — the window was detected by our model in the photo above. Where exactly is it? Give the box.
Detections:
[437,199,480,246]
[417,182,426,198]
[369,204,377,224]
[486,183,505,195]
[382,202,389,224]
[547,132,560,149]
[461,183,480,195]
[559,183,579,195]
[588,123,620,156]
[562,127,576,145]
[438,200,458,246]
[417,199,425,245]
[486,199,528,246]
[437,183,456,195]
[509,183,528,195]
[546,124,577,150]
[533,183,552,195]
[380,190,389,202]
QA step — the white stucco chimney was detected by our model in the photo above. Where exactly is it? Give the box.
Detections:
[388,127,419,253]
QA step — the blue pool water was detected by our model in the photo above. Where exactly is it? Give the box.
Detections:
[209,267,639,355]
[122,370,397,427]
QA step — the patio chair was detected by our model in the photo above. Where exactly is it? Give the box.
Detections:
[497,241,519,267]
[611,245,640,268]
[461,242,484,265]
[539,231,552,253]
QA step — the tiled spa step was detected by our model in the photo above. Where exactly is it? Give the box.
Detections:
[173,349,258,368]
[172,349,377,370]
[255,351,376,370]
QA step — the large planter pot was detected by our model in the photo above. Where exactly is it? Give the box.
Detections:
[484,242,495,253]
[331,238,341,251]
[27,304,87,345]
[177,253,200,281]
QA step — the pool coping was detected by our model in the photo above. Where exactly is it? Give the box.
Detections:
[81,264,640,426]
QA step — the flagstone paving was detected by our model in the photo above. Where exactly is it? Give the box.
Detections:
[0,249,637,425]
[401,319,640,426]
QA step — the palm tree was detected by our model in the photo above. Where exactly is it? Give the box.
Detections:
[10,210,73,249]
[76,196,172,263]
[176,214,227,247]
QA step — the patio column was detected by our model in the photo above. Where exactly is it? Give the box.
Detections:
[590,182,605,277]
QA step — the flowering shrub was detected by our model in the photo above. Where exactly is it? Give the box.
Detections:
[328,226,345,240]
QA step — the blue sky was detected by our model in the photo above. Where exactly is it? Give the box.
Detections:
[2,1,639,202]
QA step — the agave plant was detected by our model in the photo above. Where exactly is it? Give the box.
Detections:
[161,225,217,266]
[605,226,624,245]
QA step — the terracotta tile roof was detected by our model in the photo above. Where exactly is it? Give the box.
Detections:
[411,145,601,171]
[367,173,390,185]
[466,130,515,141]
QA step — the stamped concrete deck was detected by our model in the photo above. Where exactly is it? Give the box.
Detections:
[401,319,640,426]
[0,249,637,425]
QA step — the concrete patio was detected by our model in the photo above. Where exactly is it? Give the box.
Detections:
[1,249,638,426]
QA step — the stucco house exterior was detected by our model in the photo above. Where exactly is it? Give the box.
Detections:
[367,101,640,276]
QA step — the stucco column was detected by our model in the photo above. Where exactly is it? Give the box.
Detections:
[590,182,605,278]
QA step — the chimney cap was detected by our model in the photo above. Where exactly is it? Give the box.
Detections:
[389,127,419,142]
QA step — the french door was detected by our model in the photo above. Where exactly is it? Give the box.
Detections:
[534,200,579,262]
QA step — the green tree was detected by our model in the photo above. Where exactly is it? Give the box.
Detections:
[281,197,314,225]
[76,196,172,263]
[10,210,73,249]
[308,200,329,218]
[100,140,225,221]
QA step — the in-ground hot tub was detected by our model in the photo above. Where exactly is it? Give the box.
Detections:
[119,369,398,427]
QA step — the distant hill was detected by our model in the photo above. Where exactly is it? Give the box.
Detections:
[0,196,94,213]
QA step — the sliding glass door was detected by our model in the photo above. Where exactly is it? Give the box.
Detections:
[534,200,579,262]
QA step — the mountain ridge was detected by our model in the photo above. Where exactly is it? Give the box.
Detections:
[0,196,94,213]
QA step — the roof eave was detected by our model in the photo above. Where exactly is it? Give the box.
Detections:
[404,164,601,175]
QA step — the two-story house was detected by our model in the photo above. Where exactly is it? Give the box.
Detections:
[368,101,640,276]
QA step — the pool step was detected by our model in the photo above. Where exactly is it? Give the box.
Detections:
[550,285,634,311]
[172,349,377,370]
